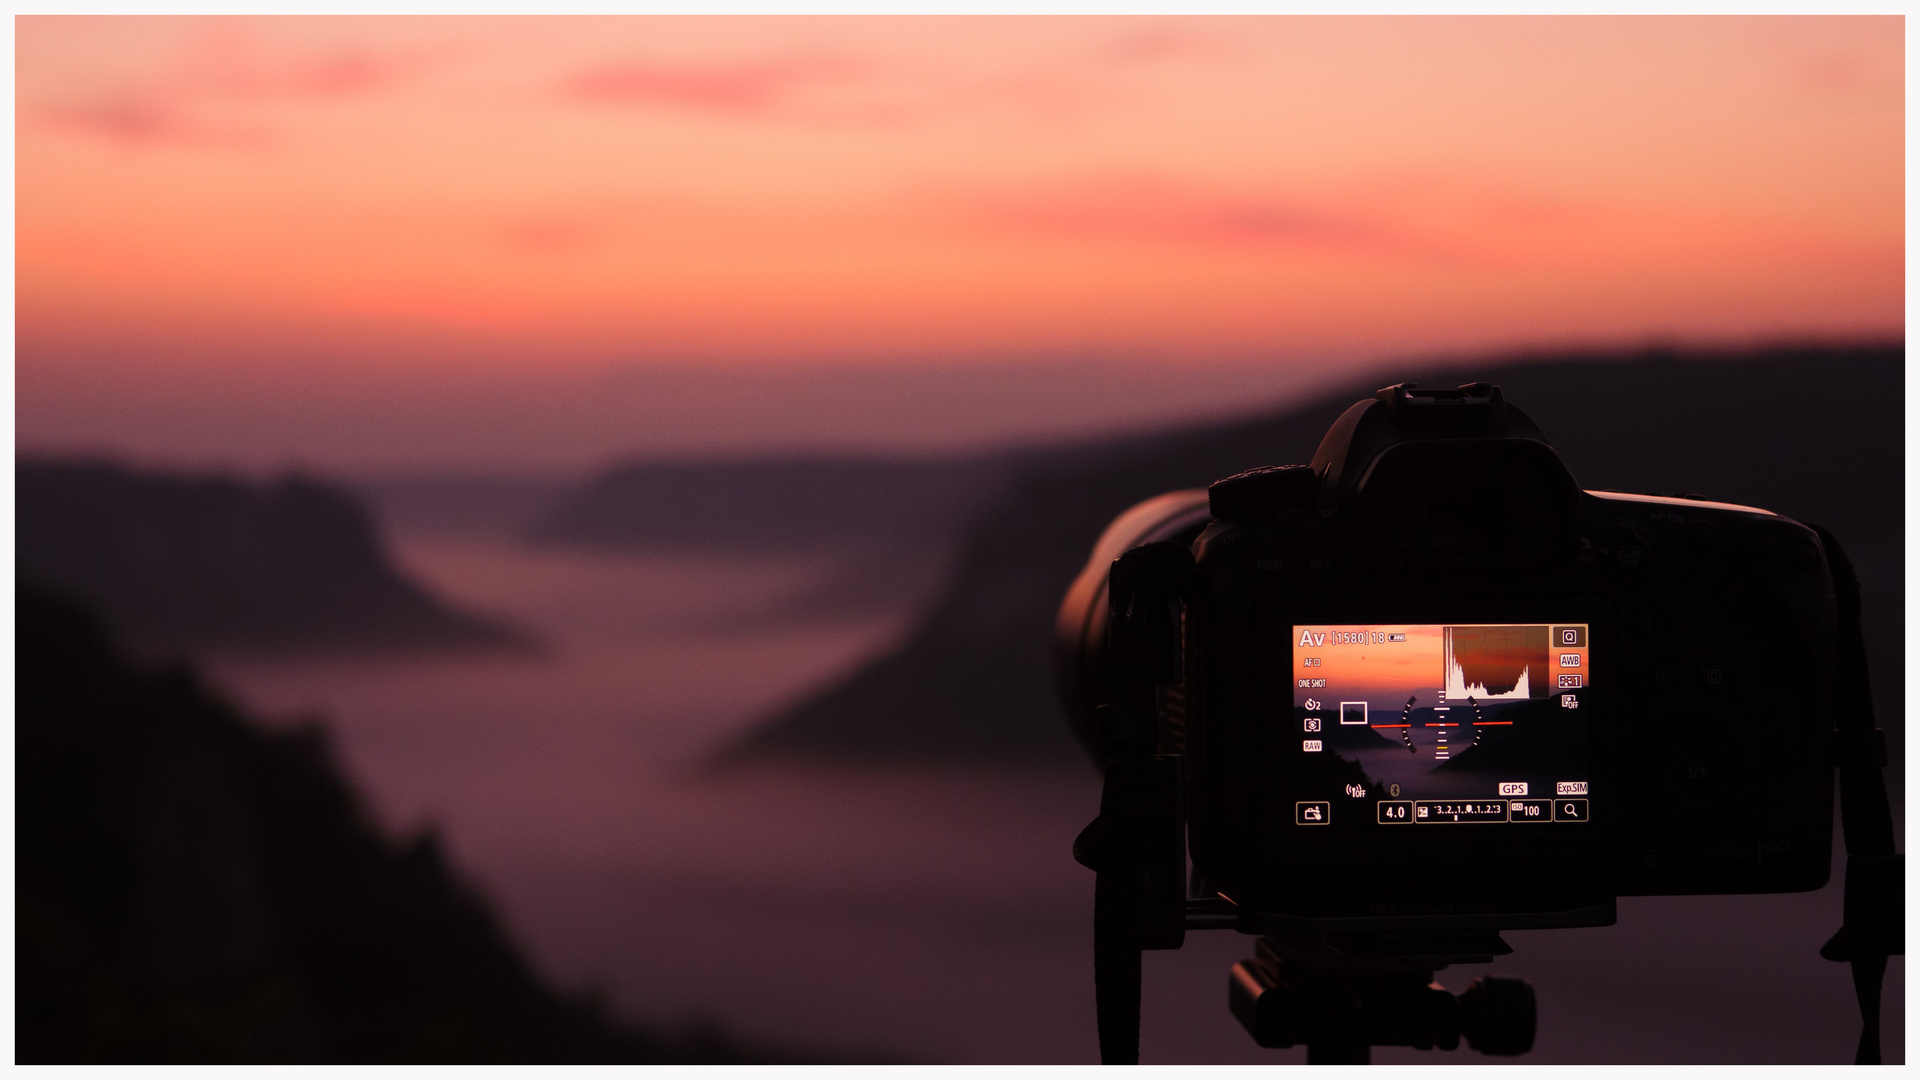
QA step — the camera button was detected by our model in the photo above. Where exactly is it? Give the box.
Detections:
[1605,528,1652,578]
[1208,464,1317,522]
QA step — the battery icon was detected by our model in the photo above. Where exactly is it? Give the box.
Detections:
[1387,633,1405,642]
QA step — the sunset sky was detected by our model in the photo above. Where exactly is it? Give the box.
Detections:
[15,16,1903,472]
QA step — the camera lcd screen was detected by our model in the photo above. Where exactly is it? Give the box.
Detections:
[1290,624,1591,829]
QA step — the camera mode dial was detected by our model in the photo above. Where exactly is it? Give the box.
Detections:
[1209,464,1319,523]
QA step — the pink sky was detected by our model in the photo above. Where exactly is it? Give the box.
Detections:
[15,16,1903,472]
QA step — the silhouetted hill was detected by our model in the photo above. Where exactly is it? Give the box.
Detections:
[528,455,1013,555]
[16,586,860,1063]
[728,343,1903,778]
[17,460,527,656]
[352,474,577,542]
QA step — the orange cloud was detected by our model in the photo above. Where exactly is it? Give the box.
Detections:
[39,96,254,146]
[1098,26,1234,65]
[564,54,872,116]
[931,174,1454,262]
[29,19,441,146]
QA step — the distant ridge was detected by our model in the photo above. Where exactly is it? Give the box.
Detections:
[17,460,529,656]
[725,343,1904,773]
[527,454,1013,556]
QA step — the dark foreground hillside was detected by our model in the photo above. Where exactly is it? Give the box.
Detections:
[732,343,1904,776]
[17,460,526,656]
[15,587,838,1063]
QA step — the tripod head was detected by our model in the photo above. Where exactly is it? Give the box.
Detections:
[1228,933,1536,1064]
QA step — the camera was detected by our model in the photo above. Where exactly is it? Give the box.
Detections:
[1054,381,1896,1062]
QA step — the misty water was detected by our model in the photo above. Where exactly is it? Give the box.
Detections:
[205,537,1900,1063]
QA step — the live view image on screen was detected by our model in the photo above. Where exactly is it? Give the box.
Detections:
[1290,624,1591,828]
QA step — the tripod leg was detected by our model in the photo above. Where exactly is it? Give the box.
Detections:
[1850,954,1886,1065]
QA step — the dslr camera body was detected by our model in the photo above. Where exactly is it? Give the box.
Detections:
[1055,381,1880,1061]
